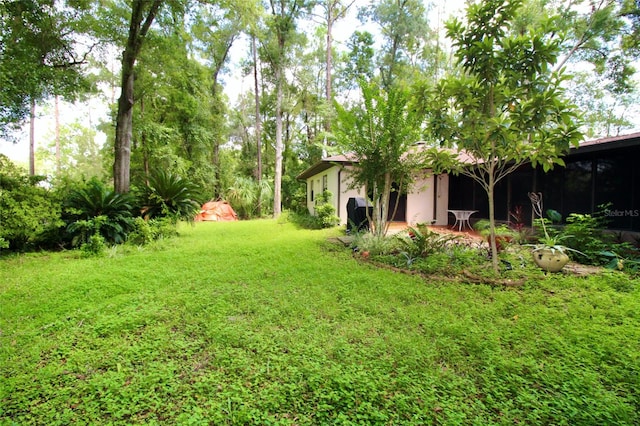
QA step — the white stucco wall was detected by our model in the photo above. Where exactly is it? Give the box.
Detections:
[405,171,450,226]
[305,165,363,225]
[305,166,449,226]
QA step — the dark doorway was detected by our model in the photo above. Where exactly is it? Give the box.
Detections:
[388,185,407,222]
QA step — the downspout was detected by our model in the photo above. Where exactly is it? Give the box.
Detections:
[338,169,342,224]
[432,174,438,224]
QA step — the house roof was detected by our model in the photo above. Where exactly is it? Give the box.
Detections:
[296,154,355,180]
[570,131,640,155]
[296,132,640,180]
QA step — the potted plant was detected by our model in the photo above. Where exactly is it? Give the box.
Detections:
[527,192,583,272]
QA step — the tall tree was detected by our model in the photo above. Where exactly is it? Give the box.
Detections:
[316,0,355,131]
[514,0,640,136]
[425,0,583,273]
[1,0,95,168]
[252,36,263,186]
[337,30,375,92]
[38,120,105,180]
[334,81,424,237]
[359,0,433,88]
[113,0,163,194]
[191,1,259,197]
[262,0,312,217]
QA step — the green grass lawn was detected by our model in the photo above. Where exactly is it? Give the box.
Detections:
[1,219,639,425]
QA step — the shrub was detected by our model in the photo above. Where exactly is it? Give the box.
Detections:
[314,191,340,228]
[0,155,63,251]
[80,233,107,257]
[139,171,201,222]
[226,176,273,219]
[560,212,609,263]
[396,225,460,259]
[64,178,135,246]
[288,191,339,229]
[351,232,401,256]
[127,217,178,245]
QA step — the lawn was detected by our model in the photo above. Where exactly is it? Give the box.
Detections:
[1,219,639,425]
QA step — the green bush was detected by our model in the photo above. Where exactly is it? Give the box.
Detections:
[226,176,273,219]
[351,232,401,256]
[396,225,460,259]
[288,191,340,229]
[314,190,340,228]
[127,217,179,245]
[561,212,609,263]
[64,178,135,246]
[80,233,107,257]
[315,203,340,228]
[139,171,201,222]
[0,155,63,251]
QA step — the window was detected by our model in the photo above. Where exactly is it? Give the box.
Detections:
[322,175,328,192]
[310,180,314,202]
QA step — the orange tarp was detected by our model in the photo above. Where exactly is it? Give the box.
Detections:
[195,201,238,222]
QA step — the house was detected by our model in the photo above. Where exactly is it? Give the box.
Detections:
[298,132,640,233]
[296,154,451,227]
[449,131,640,232]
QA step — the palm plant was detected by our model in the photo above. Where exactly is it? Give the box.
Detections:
[226,176,273,219]
[64,178,135,245]
[139,170,201,221]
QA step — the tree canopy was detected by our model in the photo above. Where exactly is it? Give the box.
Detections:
[425,0,584,272]
[334,81,424,237]
[0,0,638,222]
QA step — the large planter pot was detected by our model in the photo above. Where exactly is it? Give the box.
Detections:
[532,248,570,272]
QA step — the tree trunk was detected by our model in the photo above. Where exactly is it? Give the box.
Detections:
[55,96,60,173]
[114,49,135,193]
[325,5,333,133]
[273,66,284,217]
[29,98,35,176]
[380,172,392,237]
[140,96,149,185]
[113,0,163,194]
[488,165,499,273]
[253,36,262,188]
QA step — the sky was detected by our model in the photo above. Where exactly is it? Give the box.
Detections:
[0,0,465,167]
[0,0,463,166]
[3,0,638,167]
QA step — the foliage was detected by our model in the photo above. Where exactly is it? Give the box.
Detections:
[424,0,583,273]
[139,170,201,222]
[38,120,107,180]
[557,205,639,268]
[64,178,135,246]
[397,225,460,260]
[410,244,484,275]
[599,250,640,276]
[313,190,340,228]
[80,233,107,257]
[560,211,610,263]
[126,217,179,246]
[350,231,402,256]
[226,176,273,219]
[529,192,585,259]
[358,0,435,88]
[0,0,94,137]
[473,219,518,251]
[510,0,640,136]
[334,81,424,237]
[2,220,638,424]
[0,154,63,251]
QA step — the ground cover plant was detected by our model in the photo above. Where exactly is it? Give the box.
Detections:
[1,220,639,425]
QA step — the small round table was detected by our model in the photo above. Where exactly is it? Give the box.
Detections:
[447,210,478,231]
